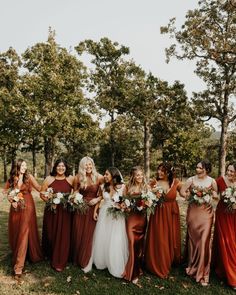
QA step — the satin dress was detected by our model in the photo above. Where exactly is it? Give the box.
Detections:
[6,180,43,275]
[145,179,181,278]
[42,178,72,271]
[123,192,147,281]
[71,183,100,268]
[212,176,236,288]
[185,180,214,284]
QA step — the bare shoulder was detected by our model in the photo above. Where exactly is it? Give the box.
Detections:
[97,173,104,184]
[66,175,75,186]
[45,176,55,186]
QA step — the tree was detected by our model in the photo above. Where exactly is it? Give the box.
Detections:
[161,0,236,175]
[75,37,131,166]
[22,29,87,176]
[0,47,23,180]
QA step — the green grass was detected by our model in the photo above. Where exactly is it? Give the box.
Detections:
[0,193,235,295]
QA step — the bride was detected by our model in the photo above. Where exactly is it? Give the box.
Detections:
[83,167,129,278]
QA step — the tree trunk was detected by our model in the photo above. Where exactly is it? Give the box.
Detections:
[44,136,55,177]
[3,148,7,182]
[144,119,151,180]
[219,117,228,176]
[110,112,115,167]
[32,139,37,178]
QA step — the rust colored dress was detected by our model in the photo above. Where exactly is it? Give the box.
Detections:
[6,180,43,275]
[42,178,72,271]
[71,183,100,268]
[123,193,147,281]
[185,183,214,284]
[213,176,236,288]
[145,179,181,278]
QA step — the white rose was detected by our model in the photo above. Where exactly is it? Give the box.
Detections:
[53,198,60,205]
[230,197,236,203]
[75,193,84,204]
[137,206,143,211]
[204,194,211,203]
[124,199,130,207]
[56,193,64,199]
[113,194,120,203]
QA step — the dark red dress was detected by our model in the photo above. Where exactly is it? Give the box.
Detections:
[6,180,43,274]
[71,183,100,268]
[213,176,236,287]
[42,178,72,271]
[145,179,181,278]
[123,192,147,281]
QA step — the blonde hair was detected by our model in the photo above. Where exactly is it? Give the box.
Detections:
[127,166,148,194]
[78,156,98,188]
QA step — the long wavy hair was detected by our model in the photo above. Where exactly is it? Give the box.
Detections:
[78,156,98,188]
[127,166,148,194]
[8,159,29,188]
[226,162,236,174]
[50,158,70,177]
[104,167,124,193]
[156,162,175,187]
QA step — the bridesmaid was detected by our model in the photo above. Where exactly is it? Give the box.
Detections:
[180,159,218,286]
[3,159,43,280]
[145,162,181,278]
[213,162,236,290]
[40,158,74,272]
[71,156,103,268]
[123,166,147,284]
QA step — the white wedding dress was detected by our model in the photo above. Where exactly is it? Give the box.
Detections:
[83,186,129,278]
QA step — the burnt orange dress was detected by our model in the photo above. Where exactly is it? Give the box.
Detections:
[6,180,43,275]
[123,192,147,281]
[185,183,214,284]
[145,179,181,278]
[71,183,100,268]
[42,178,72,271]
[213,176,236,288]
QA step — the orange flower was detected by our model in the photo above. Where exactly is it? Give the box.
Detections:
[196,191,203,197]
[18,192,24,199]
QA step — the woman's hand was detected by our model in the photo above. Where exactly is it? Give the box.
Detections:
[88,197,101,206]
[93,211,98,221]
[11,202,18,209]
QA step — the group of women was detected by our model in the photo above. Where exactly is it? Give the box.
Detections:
[2,157,236,290]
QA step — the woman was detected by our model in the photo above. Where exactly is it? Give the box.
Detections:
[180,159,218,286]
[213,162,236,290]
[41,158,74,272]
[83,167,129,278]
[71,156,103,268]
[145,163,181,279]
[3,159,43,280]
[123,166,147,284]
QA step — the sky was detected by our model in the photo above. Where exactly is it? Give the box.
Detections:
[1,0,220,127]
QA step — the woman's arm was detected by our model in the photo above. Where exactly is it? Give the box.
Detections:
[29,174,41,192]
[179,177,193,199]
[40,176,53,202]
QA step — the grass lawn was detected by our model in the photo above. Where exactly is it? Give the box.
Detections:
[0,192,235,295]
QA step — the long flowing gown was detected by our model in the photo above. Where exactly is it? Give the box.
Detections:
[212,176,236,288]
[123,193,147,281]
[83,188,129,278]
[145,179,181,278]
[42,178,72,271]
[185,177,214,284]
[6,180,43,275]
[71,183,100,268]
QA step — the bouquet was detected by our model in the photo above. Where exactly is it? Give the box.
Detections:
[7,188,25,210]
[133,191,158,215]
[149,179,166,206]
[107,194,131,219]
[68,192,89,214]
[188,186,213,206]
[42,188,69,212]
[222,186,236,212]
